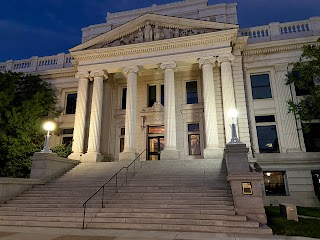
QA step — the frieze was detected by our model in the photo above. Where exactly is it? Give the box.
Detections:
[90,22,216,49]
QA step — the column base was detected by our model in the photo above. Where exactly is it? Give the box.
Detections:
[203,147,224,159]
[119,151,139,161]
[160,149,180,160]
[68,152,83,161]
[82,152,104,162]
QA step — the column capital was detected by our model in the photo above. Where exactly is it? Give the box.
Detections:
[198,57,216,68]
[90,70,108,79]
[123,66,139,75]
[160,61,176,70]
[75,71,90,79]
[217,54,235,65]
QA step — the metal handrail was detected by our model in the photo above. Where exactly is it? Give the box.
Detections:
[82,149,147,229]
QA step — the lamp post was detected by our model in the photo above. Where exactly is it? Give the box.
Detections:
[41,121,56,153]
[228,109,240,144]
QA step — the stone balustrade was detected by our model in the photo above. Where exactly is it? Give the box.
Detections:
[239,17,320,43]
[0,53,74,73]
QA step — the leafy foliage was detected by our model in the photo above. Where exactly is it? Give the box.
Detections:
[51,143,72,158]
[0,72,58,178]
[286,38,320,122]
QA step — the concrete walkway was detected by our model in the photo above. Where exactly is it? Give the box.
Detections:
[0,226,318,240]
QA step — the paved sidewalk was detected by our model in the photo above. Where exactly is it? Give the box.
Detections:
[0,226,318,240]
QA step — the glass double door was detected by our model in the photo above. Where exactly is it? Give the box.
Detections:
[148,136,164,160]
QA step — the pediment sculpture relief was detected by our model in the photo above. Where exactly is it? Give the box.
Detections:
[101,22,216,48]
[141,102,164,113]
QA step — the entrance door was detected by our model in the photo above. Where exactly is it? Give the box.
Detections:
[148,136,164,160]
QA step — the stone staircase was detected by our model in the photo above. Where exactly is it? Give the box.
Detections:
[0,159,272,234]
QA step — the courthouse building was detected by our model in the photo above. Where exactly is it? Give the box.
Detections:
[1,0,320,206]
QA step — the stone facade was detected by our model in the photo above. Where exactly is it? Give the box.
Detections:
[1,0,319,206]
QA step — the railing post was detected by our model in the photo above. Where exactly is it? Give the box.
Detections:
[102,186,105,208]
[116,174,118,193]
[82,203,86,229]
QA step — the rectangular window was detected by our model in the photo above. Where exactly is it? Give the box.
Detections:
[302,123,320,152]
[256,125,279,153]
[120,127,125,152]
[255,115,275,123]
[65,93,77,114]
[62,137,73,145]
[250,74,272,99]
[186,81,198,104]
[121,88,127,109]
[188,123,201,155]
[61,128,74,145]
[148,85,157,107]
[161,84,164,106]
[148,126,164,134]
[263,172,287,196]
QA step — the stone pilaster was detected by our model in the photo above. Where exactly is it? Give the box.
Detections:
[199,57,223,159]
[68,71,89,161]
[119,66,139,161]
[82,70,107,162]
[160,61,179,160]
[217,54,237,144]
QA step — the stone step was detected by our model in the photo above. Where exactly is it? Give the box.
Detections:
[95,204,235,210]
[0,207,99,213]
[99,207,236,216]
[94,212,246,221]
[0,220,81,228]
[1,203,100,208]
[0,211,96,218]
[86,222,272,235]
[104,199,234,205]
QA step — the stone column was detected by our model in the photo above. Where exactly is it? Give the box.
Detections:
[217,54,237,144]
[160,61,179,160]
[199,57,222,159]
[119,66,139,161]
[82,70,107,162]
[68,71,89,161]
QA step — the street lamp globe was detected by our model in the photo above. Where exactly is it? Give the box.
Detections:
[41,121,56,153]
[228,109,238,119]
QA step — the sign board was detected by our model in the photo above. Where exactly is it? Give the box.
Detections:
[242,182,253,195]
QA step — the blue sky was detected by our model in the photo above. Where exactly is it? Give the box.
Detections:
[0,0,319,62]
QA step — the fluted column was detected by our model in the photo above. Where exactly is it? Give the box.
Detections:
[119,66,139,161]
[160,61,179,160]
[217,54,237,144]
[199,57,223,158]
[82,70,107,162]
[68,72,89,161]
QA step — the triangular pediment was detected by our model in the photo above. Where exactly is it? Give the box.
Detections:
[70,14,238,52]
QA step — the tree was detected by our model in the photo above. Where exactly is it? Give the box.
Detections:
[0,72,58,178]
[286,38,320,122]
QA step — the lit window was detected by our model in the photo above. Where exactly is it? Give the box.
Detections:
[302,123,320,152]
[65,93,77,114]
[250,74,272,99]
[188,123,201,155]
[120,128,125,152]
[121,88,127,109]
[255,115,279,153]
[148,85,156,107]
[263,172,287,196]
[186,81,198,104]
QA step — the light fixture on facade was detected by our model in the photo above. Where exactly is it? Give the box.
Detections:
[41,121,56,153]
[266,172,271,177]
[228,109,240,144]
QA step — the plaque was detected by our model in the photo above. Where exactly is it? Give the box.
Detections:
[242,182,253,195]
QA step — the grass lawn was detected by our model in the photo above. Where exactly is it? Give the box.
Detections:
[265,206,320,239]
[297,206,320,218]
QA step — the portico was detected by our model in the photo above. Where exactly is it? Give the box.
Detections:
[67,13,248,162]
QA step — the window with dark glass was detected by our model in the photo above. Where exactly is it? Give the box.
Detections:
[186,81,198,104]
[302,123,320,152]
[161,84,164,106]
[188,123,201,155]
[121,88,127,109]
[255,115,275,123]
[120,128,125,152]
[250,74,272,99]
[62,128,74,145]
[311,171,320,201]
[148,85,157,107]
[256,125,279,153]
[65,93,77,114]
[263,172,287,196]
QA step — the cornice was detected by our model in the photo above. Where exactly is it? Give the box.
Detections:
[34,67,77,80]
[71,29,237,62]
[244,36,320,56]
